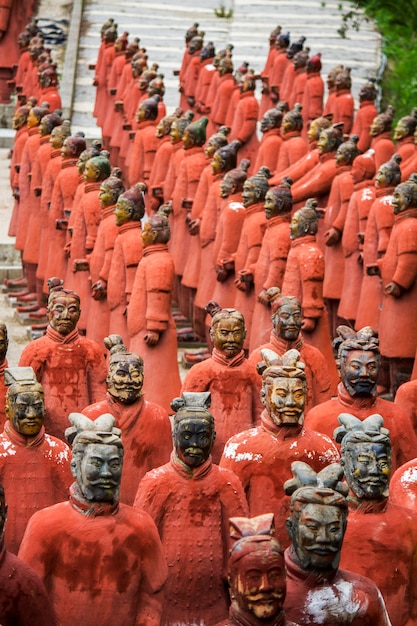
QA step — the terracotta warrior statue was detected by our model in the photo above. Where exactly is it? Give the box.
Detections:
[215,513,299,626]
[0,322,8,429]
[336,413,417,626]
[182,304,259,463]
[82,334,172,505]
[283,461,392,625]
[19,282,107,440]
[351,80,378,153]
[304,325,417,470]
[369,105,395,172]
[134,392,248,626]
[0,367,72,554]
[0,482,56,625]
[220,348,339,548]
[248,292,333,414]
[18,413,168,626]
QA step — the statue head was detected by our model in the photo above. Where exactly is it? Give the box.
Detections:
[257,348,306,427]
[47,282,81,335]
[228,513,286,621]
[326,64,343,90]
[335,67,352,91]
[359,79,377,103]
[39,65,59,89]
[136,94,160,123]
[335,413,391,500]
[185,22,199,45]
[66,413,123,502]
[0,322,8,363]
[282,103,303,134]
[275,31,290,50]
[125,37,140,59]
[285,462,349,571]
[138,65,158,92]
[141,203,171,246]
[104,335,144,404]
[211,140,240,176]
[375,153,402,189]
[114,30,128,53]
[317,122,344,155]
[84,154,111,184]
[335,134,360,167]
[293,48,309,70]
[204,125,230,159]
[270,294,302,342]
[27,104,50,128]
[187,34,204,55]
[290,198,319,239]
[370,105,395,137]
[286,36,306,59]
[351,149,376,185]
[392,174,417,214]
[264,180,293,219]
[393,108,417,142]
[182,116,208,149]
[49,120,71,149]
[218,54,233,76]
[12,105,31,131]
[115,182,147,225]
[61,134,87,161]
[206,302,246,359]
[307,113,333,143]
[242,166,272,208]
[156,107,183,138]
[268,25,282,45]
[5,367,44,438]
[39,111,62,137]
[219,159,250,198]
[240,69,257,93]
[307,53,322,73]
[260,107,283,134]
[98,169,125,207]
[200,40,215,61]
[333,325,380,397]
[170,110,194,144]
[171,392,215,468]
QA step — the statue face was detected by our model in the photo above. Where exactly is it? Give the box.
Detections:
[136,104,147,123]
[392,187,408,214]
[260,111,276,133]
[230,550,286,620]
[343,441,391,500]
[50,127,63,149]
[114,196,132,226]
[264,190,284,219]
[219,174,234,198]
[156,118,170,138]
[375,165,388,188]
[307,119,321,143]
[335,144,349,166]
[141,221,156,248]
[107,359,144,404]
[262,376,305,426]
[272,302,302,341]
[84,160,100,183]
[211,152,225,175]
[77,443,122,502]
[0,328,8,362]
[8,390,44,436]
[170,123,183,144]
[290,210,307,240]
[174,417,214,467]
[317,130,330,154]
[370,116,384,137]
[182,128,194,150]
[99,181,113,207]
[39,118,50,137]
[281,114,293,135]
[205,137,221,159]
[210,316,246,358]
[290,503,345,570]
[27,109,39,129]
[340,349,379,397]
[393,119,409,142]
[77,154,88,175]
[242,180,258,208]
[48,295,80,335]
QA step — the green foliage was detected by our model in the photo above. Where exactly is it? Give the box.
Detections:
[336,1,417,119]
[214,3,233,18]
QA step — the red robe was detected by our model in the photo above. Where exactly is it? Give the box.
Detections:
[8,125,27,236]
[302,71,324,127]
[284,548,392,626]
[340,496,417,626]
[127,243,181,412]
[269,49,291,97]
[181,349,259,463]
[289,67,307,110]
[83,394,172,505]
[36,147,62,285]
[195,58,216,113]
[148,136,174,211]
[220,411,339,548]
[250,213,291,350]
[379,208,417,358]
[18,485,168,626]
[291,151,338,209]
[333,88,354,134]
[15,126,40,252]
[0,421,72,554]
[0,546,56,626]
[229,90,260,174]
[253,128,283,174]
[269,144,319,188]
[304,382,417,471]
[210,73,235,129]
[395,379,417,429]
[19,326,107,440]
[276,130,308,175]
[134,454,249,626]
[370,132,395,173]
[390,457,417,511]
[107,220,142,344]
[248,331,333,415]
[351,100,378,153]
[128,119,159,188]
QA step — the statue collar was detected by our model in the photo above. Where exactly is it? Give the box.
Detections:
[106,392,144,433]
[170,451,212,480]
[282,130,301,141]
[270,331,303,354]
[375,186,394,198]
[70,482,119,517]
[266,213,291,228]
[260,409,303,439]
[347,494,388,514]
[245,201,265,217]
[290,234,317,248]
[119,220,141,234]
[229,602,286,626]
[4,420,45,448]
[211,347,246,367]
[394,208,417,223]
[85,181,102,193]
[142,243,169,256]
[61,158,77,170]
[337,382,376,409]
[46,325,80,344]
[101,203,116,219]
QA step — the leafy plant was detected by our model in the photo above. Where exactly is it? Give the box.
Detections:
[214,3,233,18]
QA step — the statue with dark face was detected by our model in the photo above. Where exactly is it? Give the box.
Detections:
[283,461,392,625]
[134,391,248,626]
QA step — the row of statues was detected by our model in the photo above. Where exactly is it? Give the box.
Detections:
[2,12,417,626]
